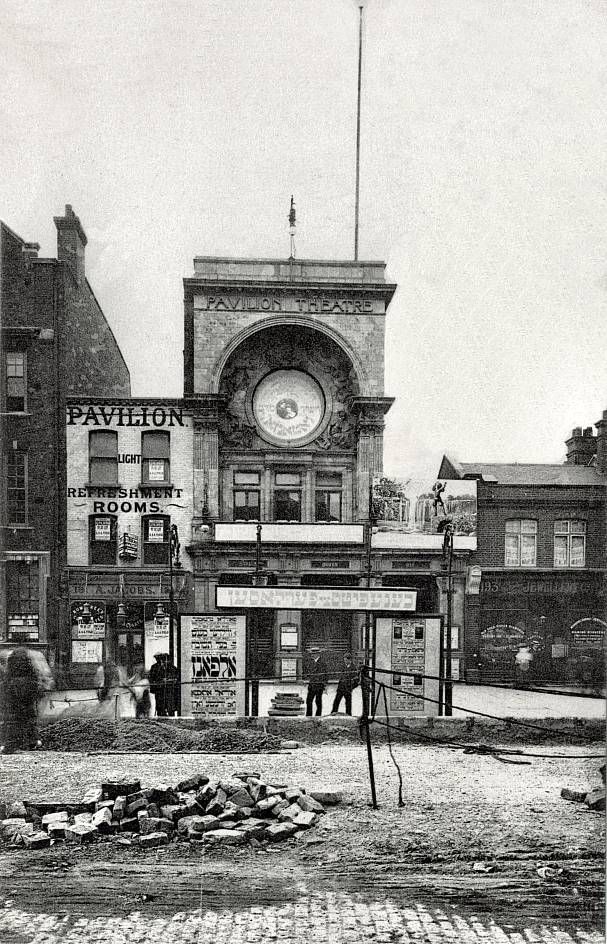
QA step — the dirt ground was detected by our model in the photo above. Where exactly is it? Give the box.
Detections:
[0,742,604,934]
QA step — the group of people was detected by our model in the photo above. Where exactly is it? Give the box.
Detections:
[305,650,360,717]
[95,652,179,718]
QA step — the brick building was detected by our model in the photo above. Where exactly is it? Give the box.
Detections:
[181,256,472,713]
[63,398,195,685]
[440,412,607,687]
[1,207,130,666]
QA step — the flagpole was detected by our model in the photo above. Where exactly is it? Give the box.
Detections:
[354,3,364,261]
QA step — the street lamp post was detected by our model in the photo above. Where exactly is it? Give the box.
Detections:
[441,519,454,716]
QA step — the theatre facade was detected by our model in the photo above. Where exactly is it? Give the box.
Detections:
[183,257,473,697]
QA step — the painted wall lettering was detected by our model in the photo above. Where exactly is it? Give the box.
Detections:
[66,405,185,427]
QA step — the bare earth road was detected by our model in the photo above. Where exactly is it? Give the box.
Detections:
[0,743,603,943]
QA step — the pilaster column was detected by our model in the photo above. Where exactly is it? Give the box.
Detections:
[190,395,225,521]
[350,397,394,520]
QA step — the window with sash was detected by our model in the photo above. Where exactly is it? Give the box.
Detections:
[7,451,27,524]
[89,514,118,564]
[5,352,26,412]
[554,520,586,567]
[89,431,118,484]
[142,431,170,484]
[314,471,342,522]
[142,515,170,565]
[233,471,261,521]
[274,472,302,522]
[504,519,537,567]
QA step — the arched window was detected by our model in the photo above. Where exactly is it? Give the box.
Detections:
[89,514,118,564]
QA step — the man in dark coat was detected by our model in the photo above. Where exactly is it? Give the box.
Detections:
[331,654,359,715]
[305,649,328,717]
[149,653,179,716]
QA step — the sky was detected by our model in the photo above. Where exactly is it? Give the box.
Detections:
[1,0,605,482]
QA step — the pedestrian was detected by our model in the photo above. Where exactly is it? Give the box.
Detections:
[0,647,43,753]
[331,654,359,715]
[149,653,179,716]
[305,648,327,717]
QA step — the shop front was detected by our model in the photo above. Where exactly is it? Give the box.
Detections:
[65,569,192,686]
[473,571,605,687]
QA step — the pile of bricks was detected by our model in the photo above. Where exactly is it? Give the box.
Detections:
[0,773,342,850]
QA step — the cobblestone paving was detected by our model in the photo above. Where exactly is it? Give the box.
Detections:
[0,892,603,943]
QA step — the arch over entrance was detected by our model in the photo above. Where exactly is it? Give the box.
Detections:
[210,316,367,395]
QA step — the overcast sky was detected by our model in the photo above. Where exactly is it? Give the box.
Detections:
[1,0,605,480]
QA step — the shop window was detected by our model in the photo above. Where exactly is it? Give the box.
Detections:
[274,472,301,522]
[315,471,342,522]
[6,559,39,641]
[7,451,27,524]
[554,520,586,568]
[233,471,260,521]
[504,519,537,567]
[89,431,118,485]
[142,431,170,484]
[142,515,170,565]
[89,514,118,564]
[5,352,26,412]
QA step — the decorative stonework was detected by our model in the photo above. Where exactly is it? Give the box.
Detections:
[218,326,359,451]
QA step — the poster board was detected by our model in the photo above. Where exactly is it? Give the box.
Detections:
[375,616,441,716]
[179,613,246,719]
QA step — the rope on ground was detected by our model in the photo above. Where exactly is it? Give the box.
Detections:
[366,682,604,761]
[380,683,405,805]
[364,667,602,742]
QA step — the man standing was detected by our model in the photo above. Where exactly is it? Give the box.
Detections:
[331,654,359,715]
[306,648,328,717]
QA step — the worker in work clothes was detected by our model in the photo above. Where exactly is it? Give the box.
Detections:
[331,654,360,715]
[306,649,328,717]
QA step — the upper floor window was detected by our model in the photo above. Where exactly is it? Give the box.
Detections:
[315,471,342,522]
[89,514,118,564]
[274,472,301,522]
[89,431,118,485]
[505,519,537,567]
[142,515,170,565]
[142,432,170,484]
[7,451,27,524]
[5,352,26,412]
[233,471,260,521]
[554,520,586,568]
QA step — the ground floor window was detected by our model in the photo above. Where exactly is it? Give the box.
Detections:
[6,559,39,641]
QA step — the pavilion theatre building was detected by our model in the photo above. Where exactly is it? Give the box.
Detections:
[183,256,472,710]
[63,399,194,685]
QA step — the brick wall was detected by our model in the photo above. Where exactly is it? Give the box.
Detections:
[474,483,606,569]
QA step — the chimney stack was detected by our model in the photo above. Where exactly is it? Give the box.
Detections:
[565,426,597,465]
[54,204,87,285]
[596,410,607,474]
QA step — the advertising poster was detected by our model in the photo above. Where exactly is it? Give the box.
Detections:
[144,614,171,669]
[371,477,477,536]
[180,614,246,719]
[375,617,441,717]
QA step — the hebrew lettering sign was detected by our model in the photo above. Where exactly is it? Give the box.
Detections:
[180,614,246,719]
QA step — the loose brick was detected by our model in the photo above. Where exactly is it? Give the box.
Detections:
[7,801,27,819]
[65,823,98,844]
[41,811,69,828]
[202,829,246,846]
[102,779,141,800]
[139,831,169,848]
[177,774,209,792]
[266,822,298,842]
[113,796,127,821]
[297,795,325,814]
[140,817,174,836]
[229,789,254,809]
[23,831,51,850]
[292,811,316,829]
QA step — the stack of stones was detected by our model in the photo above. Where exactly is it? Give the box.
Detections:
[268,692,305,716]
[0,773,341,850]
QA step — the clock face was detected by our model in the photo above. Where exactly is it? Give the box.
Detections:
[252,370,325,444]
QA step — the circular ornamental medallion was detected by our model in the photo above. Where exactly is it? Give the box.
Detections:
[252,370,325,445]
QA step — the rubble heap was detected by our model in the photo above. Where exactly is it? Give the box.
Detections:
[0,772,342,851]
[40,719,282,753]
